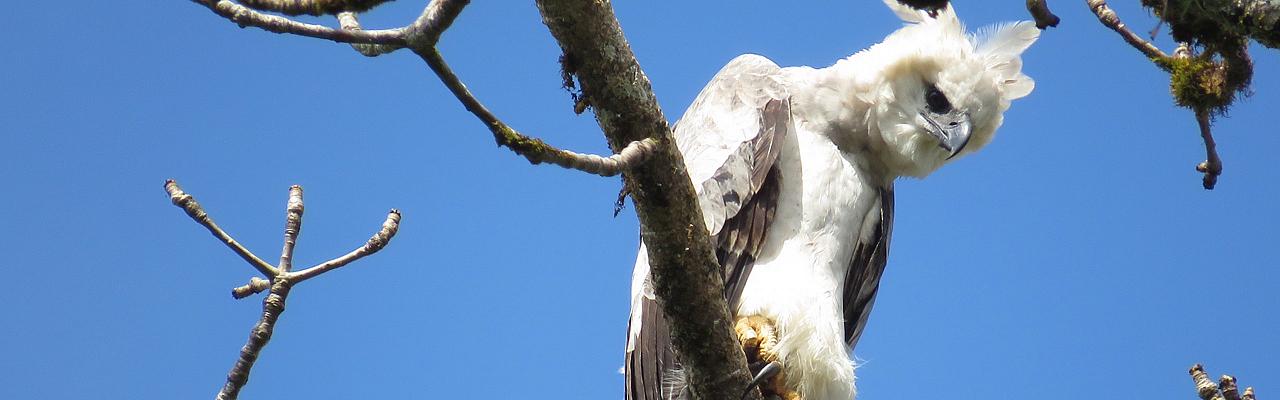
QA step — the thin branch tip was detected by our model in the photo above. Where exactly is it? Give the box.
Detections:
[1026,0,1060,29]
[1194,111,1222,190]
[1088,0,1168,60]
[165,179,278,276]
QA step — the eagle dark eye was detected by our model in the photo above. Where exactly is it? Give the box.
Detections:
[925,85,952,114]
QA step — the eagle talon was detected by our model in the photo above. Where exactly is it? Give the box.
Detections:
[735,316,799,399]
[741,361,783,400]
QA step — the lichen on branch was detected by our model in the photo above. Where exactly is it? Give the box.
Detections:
[237,0,395,16]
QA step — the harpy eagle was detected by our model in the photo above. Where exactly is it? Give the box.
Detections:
[625,2,1039,399]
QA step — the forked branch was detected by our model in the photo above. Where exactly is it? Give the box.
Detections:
[165,179,401,400]
[1087,0,1254,189]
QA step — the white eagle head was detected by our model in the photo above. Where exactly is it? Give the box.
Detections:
[851,1,1039,178]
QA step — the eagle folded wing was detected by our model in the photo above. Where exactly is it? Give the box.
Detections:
[625,54,792,400]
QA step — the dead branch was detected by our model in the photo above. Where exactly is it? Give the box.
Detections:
[165,179,401,400]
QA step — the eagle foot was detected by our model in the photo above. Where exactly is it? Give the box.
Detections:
[734,315,801,400]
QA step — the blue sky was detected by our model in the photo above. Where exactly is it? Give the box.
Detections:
[1,1,1276,399]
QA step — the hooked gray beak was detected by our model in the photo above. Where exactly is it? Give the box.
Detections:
[921,111,971,159]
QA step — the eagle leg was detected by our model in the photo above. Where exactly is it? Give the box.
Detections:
[734,315,801,400]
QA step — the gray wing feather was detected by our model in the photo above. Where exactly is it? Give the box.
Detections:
[842,186,894,348]
[625,54,791,400]
[674,54,790,235]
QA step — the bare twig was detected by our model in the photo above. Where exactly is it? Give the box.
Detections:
[187,0,652,176]
[417,47,658,176]
[291,209,402,283]
[166,180,277,276]
[189,0,406,45]
[1026,0,1060,29]
[278,185,304,272]
[167,180,400,400]
[1087,0,1169,60]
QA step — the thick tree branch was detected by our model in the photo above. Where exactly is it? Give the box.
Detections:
[1142,0,1280,49]
[535,1,758,399]
[167,180,400,399]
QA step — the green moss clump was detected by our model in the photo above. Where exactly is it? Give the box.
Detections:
[1155,51,1249,117]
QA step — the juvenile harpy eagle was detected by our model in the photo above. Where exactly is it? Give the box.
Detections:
[625,2,1039,399]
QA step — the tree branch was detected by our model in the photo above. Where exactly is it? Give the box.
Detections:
[236,0,394,16]
[1142,0,1280,49]
[337,11,402,56]
[232,277,272,299]
[166,180,400,400]
[1087,0,1170,60]
[1190,364,1256,400]
[1194,109,1223,189]
[291,209,402,283]
[188,0,406,45]
[278,185,304,272]
[187,0,655,176]
[1026,0,1060,29]
[217,277,291,400]
[535,1,758,399]
[415,46,659,176]
[166,180,278,276]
